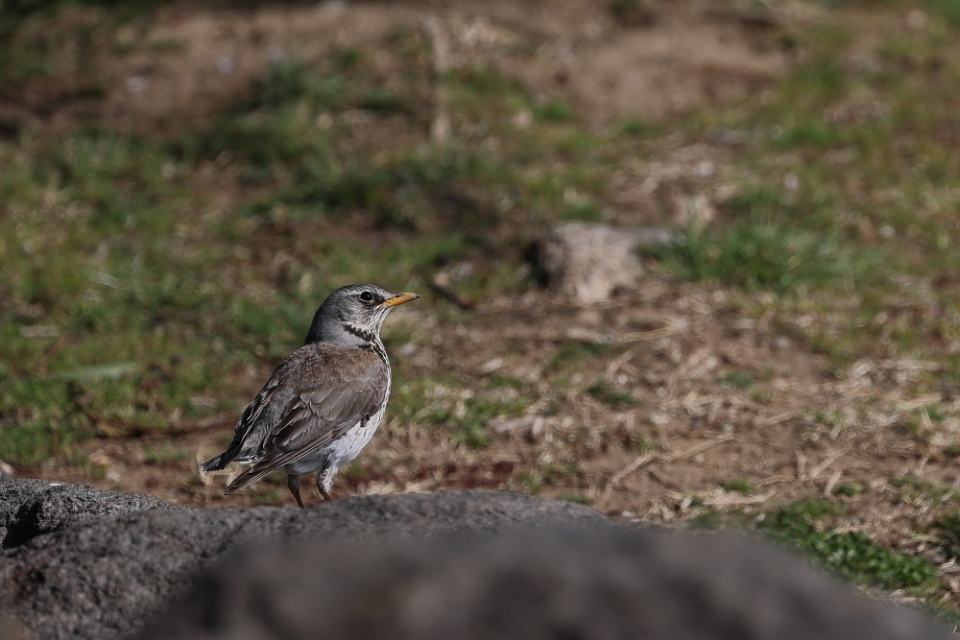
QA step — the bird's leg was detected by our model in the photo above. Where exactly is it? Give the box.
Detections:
[316,468,335,502]
[287,474,304,509]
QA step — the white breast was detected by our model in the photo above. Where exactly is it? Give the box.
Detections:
[325,397,388,468]
[285,376,390,475]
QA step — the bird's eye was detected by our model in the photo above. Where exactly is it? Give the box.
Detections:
[358,291,375,303]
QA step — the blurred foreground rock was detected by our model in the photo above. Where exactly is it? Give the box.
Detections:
[138,527,949,640]
[0,479,951,640]
[0,480,605,640]
[534,222,674,303]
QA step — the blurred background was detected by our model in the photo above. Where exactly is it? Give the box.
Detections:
[3,0,960,619]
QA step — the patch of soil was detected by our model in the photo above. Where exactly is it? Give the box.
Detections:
[481,0,790,124]
[2,0,792,132]
[99,2,424,132]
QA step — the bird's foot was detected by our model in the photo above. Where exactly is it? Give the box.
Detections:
[316,468,336,502]
[287,474,305,509]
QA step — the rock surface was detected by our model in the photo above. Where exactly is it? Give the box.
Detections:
[136,527,952,640]
[0,480,606,640]
[0,479,952,640]
[534,222,674,303]
[0,478,182,549]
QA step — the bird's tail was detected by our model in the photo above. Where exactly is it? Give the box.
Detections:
[224,464,274,495]
[200,453,228,472]
[200,434,247,473]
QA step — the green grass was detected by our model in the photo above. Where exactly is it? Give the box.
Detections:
[549,340,619,369]
[586,380,635,408]
[646,222,873,293]
[388,371,534,450]
[757,499,939,592]
[720,478,756,494]
[427,395,529,449]
[832,482,864,497]
[696,498,946,601]
[934,512,960,553]
[891,475,960,506]
[534,98,574,123]
[520,461,581,494]
[141,442,191,465]
[0,30,603,465]
[717,370,754,389]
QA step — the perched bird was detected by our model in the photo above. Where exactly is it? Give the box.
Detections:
[201,284,420,507]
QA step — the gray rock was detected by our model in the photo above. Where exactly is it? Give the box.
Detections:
[0,483,607,640]
[0,478,183,549]
[0,480,951,640]
[534,222,674,303]
[136,526,951,640]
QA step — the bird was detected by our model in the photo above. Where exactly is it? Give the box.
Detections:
[201,283,420,507]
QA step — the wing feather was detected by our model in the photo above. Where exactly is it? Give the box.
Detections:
[224,346,388,493]
[200,376,286,472]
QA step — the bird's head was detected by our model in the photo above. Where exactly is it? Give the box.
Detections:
[305,284,420,345]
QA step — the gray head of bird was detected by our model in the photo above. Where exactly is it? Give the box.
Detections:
[304,283,420,346]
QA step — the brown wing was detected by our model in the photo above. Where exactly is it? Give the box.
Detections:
[199,374,287,472]
[224,346,388,493]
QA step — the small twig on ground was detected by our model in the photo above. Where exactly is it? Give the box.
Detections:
[73,394,234,440]
[599,435,735,506]
[420,12,452,144]
[670,489,775,508]
[757,474,794,486]
[823,469,843,497]
[428,277,475,310]
[605,348,637,378]
[647,469,683,491]
[805,447,850,481]
[759,409,803,427]
[503,326,681,345]
[702,7,783,28]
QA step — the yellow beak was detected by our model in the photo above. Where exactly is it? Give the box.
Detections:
[381,292,421,307]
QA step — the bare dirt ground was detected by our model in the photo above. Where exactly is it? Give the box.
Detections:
[3,0,789,130]
[12,0,958,591]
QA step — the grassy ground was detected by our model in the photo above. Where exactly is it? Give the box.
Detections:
[4,0,960,624]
